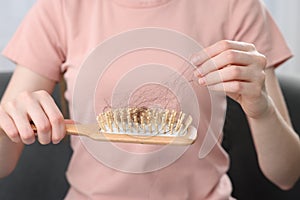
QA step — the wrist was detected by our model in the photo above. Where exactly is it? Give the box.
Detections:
[248,95,275,120]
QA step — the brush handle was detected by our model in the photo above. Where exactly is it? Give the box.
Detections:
[30,122,97,137]
[31,122,197,145]
[64,123,197,145]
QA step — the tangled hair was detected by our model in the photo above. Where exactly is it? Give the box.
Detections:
[102,59,197,113]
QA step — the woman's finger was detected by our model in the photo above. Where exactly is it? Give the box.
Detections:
[5,103,35,145]
[197,65,255,86]
[191,40,256,66]
[207,81,263,98]
[26,99,52,145]
[36,91,65,144]
[194,50,257,77]
[0,106,21,143]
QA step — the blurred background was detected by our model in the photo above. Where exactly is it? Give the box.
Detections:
[0,0,299,78]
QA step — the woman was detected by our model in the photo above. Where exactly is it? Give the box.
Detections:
[0,0,299,199]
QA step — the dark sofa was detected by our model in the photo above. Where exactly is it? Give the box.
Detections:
[0,72,299,200]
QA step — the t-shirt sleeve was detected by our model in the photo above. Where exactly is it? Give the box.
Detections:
[2,0,66,82]
[227,0,292,68]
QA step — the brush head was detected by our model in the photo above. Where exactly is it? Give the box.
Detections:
[96,107,193,137]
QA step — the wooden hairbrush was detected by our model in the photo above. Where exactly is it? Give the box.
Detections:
[32,107,197,145]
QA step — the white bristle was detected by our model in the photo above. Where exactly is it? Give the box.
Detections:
[113,110,119,132]
[120,109,126,132]
[96,108,193,137]
[179,115,193,135]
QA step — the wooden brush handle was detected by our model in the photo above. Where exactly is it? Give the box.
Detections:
[30,122,96,137]
[31,122,197,145]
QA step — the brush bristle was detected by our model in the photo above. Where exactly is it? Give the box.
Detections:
[97,107,193,137]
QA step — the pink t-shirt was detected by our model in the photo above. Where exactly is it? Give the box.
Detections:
[2,0,292,199]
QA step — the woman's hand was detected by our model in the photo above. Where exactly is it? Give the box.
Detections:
[192,40,300,189]
[0,90,65,145]
[192,40,268,118]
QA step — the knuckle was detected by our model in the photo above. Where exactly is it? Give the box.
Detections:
[225,50,236,63]
[21,132,34,142]
[21,126,34,136]
[191,53,199,60]
[3,101,17,111]
[20,127,35,144]
[219,40,231,51]
[231,66,241,78]
[7,129,19,139]
[259,55,267,67]
[248,43,256,51]
[19,91,32,100]
[255,53,267,67]
[232,81,242,92]
[36,90,50,98]
[20,92,37,107]
[50,116,64,125]
[52,135,63,143]
[0,115,20,140]
[258,70,266,82]
[37,121,51,133]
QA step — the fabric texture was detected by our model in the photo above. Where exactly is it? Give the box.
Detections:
[2,0,292,199]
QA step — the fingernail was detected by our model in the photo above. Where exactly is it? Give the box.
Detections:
[191,56,200,64]
[198,78,206,85]
[194,68,203,77]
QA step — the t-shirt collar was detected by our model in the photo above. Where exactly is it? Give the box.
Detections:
[112,0,171,8]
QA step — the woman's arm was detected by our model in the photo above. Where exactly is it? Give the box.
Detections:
[192,40,300,190]
[247,67,300,190]
[0,65,65,178]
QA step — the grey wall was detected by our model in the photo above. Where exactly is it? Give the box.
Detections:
[264,0,300,78]
[0,0,36,72]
